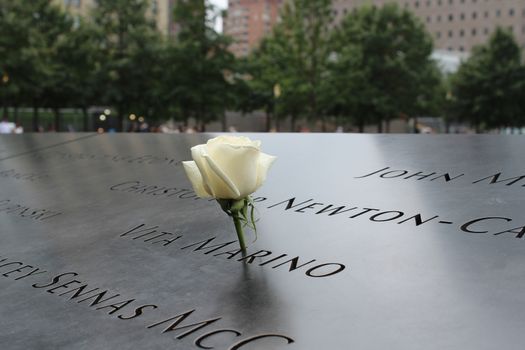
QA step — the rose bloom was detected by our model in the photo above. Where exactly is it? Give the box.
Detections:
[183,136,276,200]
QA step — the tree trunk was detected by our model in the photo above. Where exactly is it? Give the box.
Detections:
[53,108,61,132]
[358,119,364,133]
[266,111,271,132]
[385,119,391,133]
[413,116,419,133]
[377,119,383,133]
[321,115,326,132]
[445,118,450,134]
[221,113,227,132]
[82,107,89,132]
[118,113,124,132]
[291,114,297,132]
[475,123,480,133]
[14,106,18,124]
[33,105,39,132]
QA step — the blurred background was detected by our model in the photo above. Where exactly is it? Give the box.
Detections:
[1,0,524,134]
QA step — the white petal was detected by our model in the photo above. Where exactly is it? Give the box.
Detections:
[182,161,211,198]
[207,143,260,198]
[255,153,277,189]
[193,143,240,199]
[207,135,261,149]
[191,144,214,196]
[203,154,241,199]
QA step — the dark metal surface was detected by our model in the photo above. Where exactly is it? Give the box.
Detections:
[0,133,524,350]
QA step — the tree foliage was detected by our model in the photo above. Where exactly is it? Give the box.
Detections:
[246,0,334,131]
[450,28,525,131]
[8,0,522,133]
[171,0,236,129]
[330,4,442,132]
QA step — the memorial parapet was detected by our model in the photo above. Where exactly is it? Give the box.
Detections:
[0,133,524,350]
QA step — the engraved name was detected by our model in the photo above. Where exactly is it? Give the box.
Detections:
[120,223,346,279]
[0,255,294,349]
[356,166,525,189]
[0,199,62,221]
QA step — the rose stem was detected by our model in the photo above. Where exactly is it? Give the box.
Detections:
[232,213,247,252]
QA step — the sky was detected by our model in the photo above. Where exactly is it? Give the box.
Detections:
[209,0,227,32]
[209,0,227,9]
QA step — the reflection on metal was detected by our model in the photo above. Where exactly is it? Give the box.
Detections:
[0,133,524,349]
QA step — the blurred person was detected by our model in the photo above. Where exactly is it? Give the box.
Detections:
[0,117,15,134]
[14,123,23,134]
[228,125,237,132]
[335,126,344,133]
[299,126,310,133]
[139,121,149,132]
[159,124,171,133]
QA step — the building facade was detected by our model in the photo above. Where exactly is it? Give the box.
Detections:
[57,0,177,37]
[225,0,525,56]
[223,0,283,57]
[333,0,525,53]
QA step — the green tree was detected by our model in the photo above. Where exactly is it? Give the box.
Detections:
[331,4,441,132]
[171,0,235,130]
[56,19,103,131]
[244,37,287,131]
[247,0,334,131]
[92,0,162,130]
[0,0,71,130]
[450,28,525,132]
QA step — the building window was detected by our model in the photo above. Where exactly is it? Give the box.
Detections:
[151,0,158,15]
[436,31,441,38]
[64,0,80,6]
[460,13,465,20]
[509,25,514,32]
[471,28,477,36]
[447,47,453,51]
[72,15,80,28]
[448,14,454,21]
[437,15,441,22]
[438,0,442,5]
[448,30,453,37]
[449,0,453,4]
[472,12,477,19]
[484,11,489,18]
[484,28,489,35]
[426,0,431,6]
[415,1,420,8]
[459,46,464,52]
[459,29,464,37]
[426,16,431,23]
[496,9,501,17]
[509,9,515,17]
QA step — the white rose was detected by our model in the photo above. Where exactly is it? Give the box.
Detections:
[183,135,276,200]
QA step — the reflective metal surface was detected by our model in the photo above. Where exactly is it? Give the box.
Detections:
[0,133,524,350]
